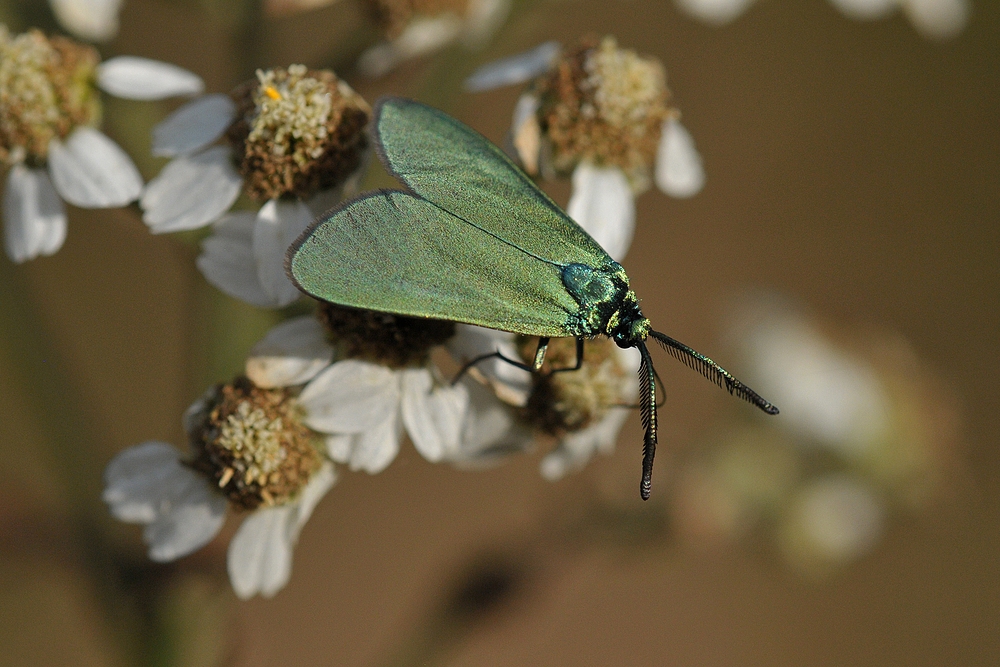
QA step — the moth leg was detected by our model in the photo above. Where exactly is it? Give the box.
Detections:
[548,337,585,375]
[452,349,536,385]
[531,337,550,371]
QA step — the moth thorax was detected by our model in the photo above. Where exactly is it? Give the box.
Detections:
[188,378,322,510]
[520,337,627,434]
[0,28,100,166]
[226,64,370,201]
[318,302,455,368]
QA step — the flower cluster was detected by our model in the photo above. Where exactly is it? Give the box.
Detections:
[104,377,336,599]
[0,26,202,262]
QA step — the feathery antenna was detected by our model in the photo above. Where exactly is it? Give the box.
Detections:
[638,342,657,500]
[649,330,779,415]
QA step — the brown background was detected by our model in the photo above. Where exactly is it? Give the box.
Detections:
[0,0,997,665]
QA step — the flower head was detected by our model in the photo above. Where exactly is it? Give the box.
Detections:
[226,65,369,202]
[465,36,704,261]
[143,64,370,307]
[104,377,336,599]
[532,36,674,193]
[0,28,100,165]
[0,26,202,262]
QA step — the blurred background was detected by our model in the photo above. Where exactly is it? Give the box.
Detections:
[0,0,997,665]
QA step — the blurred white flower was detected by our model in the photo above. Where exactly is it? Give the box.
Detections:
[141,65,370,307]
[674,0,757,25]
[827,0,898,19]
[246,314,513,472]
[726,293,892,460]
[264,0,342,16]
[49,0,124,42]
[779,475,886,572]
[104,381,337,599]
[675,0,969,39]
[465,37,704,262]
[900,0,970,40]
[358,0,511,78]
[0,28,202,262]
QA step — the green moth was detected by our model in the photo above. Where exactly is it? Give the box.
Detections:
[287,96,778,499]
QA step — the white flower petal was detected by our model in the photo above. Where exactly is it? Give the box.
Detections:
[827,0,898,20]
[246,316,334,388]
[539,408,629,481]
[400,368,469,462]
[465,41,559,92]
[141,147,242,233]
[227,506,295,599]
[48,127,143,207]
[223,464,334,601]
[728,294,891,457]
[103,442,186,523]
[103,441,227,561]
[355,43,400,79]
[395,15,464,58]
[143,478,227,562]
[674,0,758,24]
[299,360,400,433]
[196,212,275,307]
[97,56,204,100]
[290,461,336,537]
[655,118,705,199]
[358,16,462,77]
[510,93,542,174]
[49,0,122,42]
[786,476,886,564]
[615,346,642,403]
[901,0,969,39]
[253,199,312,307]
[152,94,237,158]
[462,0,512,47]
[450,378,533,467]
[349,411,402,473]
[3,165,67,263]
[325,433,354,462]
[567,163,635,262]
[182,390,213,438]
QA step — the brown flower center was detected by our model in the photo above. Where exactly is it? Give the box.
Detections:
[521,336,628,434]
[534,36,675,193]
[318,302,456,369]
[0,28,100,165]
[226,64,370,201]
[189,378,322,510]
